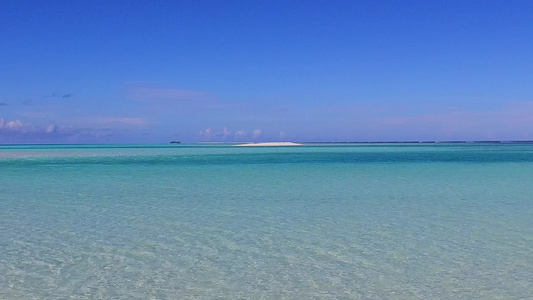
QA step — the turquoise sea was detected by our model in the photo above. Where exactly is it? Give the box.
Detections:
[0,143,532,299]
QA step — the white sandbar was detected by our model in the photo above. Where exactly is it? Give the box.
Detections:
[235,142,303,147]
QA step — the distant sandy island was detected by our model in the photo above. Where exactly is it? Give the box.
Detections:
[235,142,303,147]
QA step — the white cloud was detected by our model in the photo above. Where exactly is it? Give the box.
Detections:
[200,127,212,136]
[223,126,231,138]
[0,118,37,134]
[46,124,57,133]
[6,120,24,129]
[0,119,35,132]
[253,129,262,139]
[67,117,149,129]
[279,131,287,139]
[235,129,246,137]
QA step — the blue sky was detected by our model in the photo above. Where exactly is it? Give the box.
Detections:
[1,0,532,143]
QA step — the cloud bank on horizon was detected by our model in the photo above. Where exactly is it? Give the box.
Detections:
[1,1,533,144]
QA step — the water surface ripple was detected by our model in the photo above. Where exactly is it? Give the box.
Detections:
[1,144,531,299]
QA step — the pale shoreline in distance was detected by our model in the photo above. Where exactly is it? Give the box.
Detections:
[234,142,303,147]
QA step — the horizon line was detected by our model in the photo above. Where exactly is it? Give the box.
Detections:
[1,140,533,146]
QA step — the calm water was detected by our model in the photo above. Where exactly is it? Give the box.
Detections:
[0,144,532,299]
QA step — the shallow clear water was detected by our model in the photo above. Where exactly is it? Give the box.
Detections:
[1,144,532,299]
